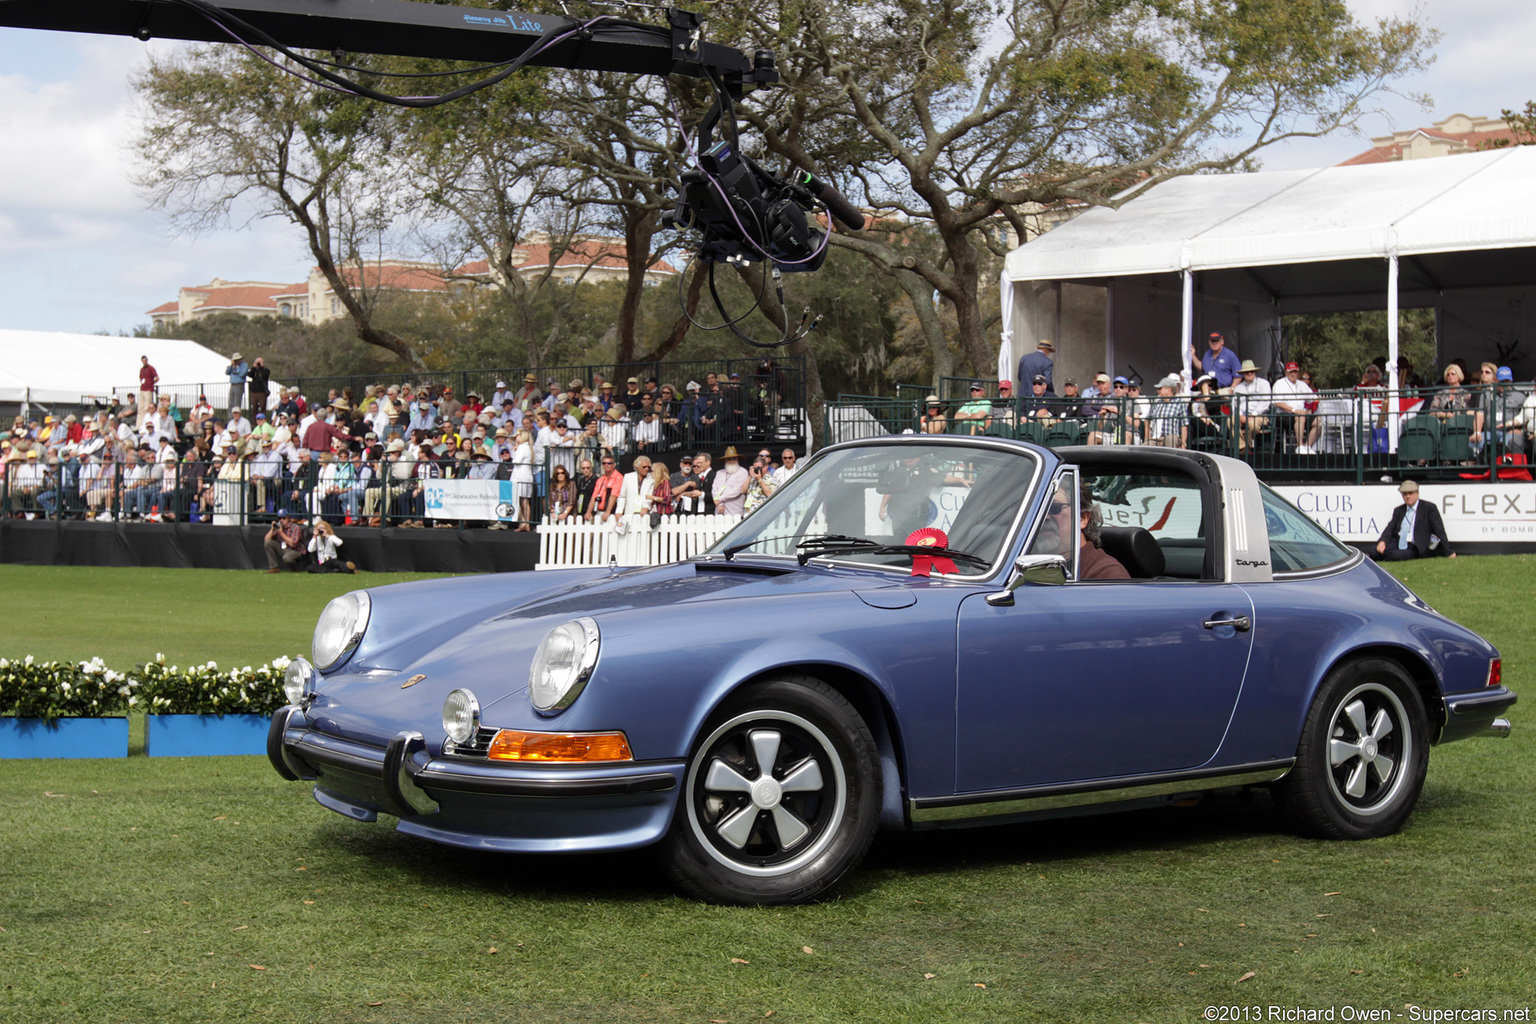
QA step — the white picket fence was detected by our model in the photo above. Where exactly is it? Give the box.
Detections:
[536,514,743,569]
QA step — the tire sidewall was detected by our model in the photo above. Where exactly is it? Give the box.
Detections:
[663,677,880,905]
[1282,658,1429,840]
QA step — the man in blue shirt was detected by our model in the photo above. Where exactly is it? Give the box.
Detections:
[1200,332,1242,392]
[225,352,250,412]
[1017,339,1055,394]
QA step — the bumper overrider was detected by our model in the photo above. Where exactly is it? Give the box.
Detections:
[267,705,686,852]
[1439,686,1517,744]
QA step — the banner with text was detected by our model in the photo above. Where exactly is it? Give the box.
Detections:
[424,479,518,522]
[1272,484,1536,544]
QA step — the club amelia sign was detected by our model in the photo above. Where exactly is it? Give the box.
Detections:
[1271,483,1536,544]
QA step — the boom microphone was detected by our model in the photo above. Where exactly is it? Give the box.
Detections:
[797,171,866,231]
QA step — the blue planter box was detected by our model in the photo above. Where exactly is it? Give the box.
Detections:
[0,717,129,759]
[145,714,270,757]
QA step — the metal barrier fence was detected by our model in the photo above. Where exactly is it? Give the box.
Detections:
[824,384,1535,483]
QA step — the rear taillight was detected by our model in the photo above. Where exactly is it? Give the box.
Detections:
[1488,658,1502,688]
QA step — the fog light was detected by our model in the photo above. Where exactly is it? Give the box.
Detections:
[442,689,480,745]
[486,729,633,762]
[283,658,315,706]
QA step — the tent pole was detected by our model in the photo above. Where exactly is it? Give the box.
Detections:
[1181,270,1193,386]
[1387,255,1400,451]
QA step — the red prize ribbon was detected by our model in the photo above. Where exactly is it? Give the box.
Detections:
[905,527,956,577]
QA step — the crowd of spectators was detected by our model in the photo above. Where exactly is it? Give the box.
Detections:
[1,360,807,543]
[966,332,1535,465]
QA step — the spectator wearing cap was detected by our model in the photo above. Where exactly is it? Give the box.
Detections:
[1471,363,1525,456]
[119,447,154,519]
[989,381,1017,430]
[954,382,994,435]
[225,352,250,412]
[11,448,44,516]
[1019,375,1054,422]
[1375,480,1454,561]
[1086,376,1133,445]
[1017,339,1055,394]
[1078,373,1112,420]
[679,381,706,440]
[404,397,437,434]
[227,407,252,438]
[263,510,308,572]
[1146,374,1188,447]
[489,379,512,410]
[249,435,282,514]
[137,355,160,431]
[669,454,703,515]
[1271,362,1318,454]
[1196,332,1242,392]
[437,387,461,423]
[1231,359,1272,452]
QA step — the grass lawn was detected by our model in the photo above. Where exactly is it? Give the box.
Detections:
[0,565,453,668]
[1,558,1532,1023]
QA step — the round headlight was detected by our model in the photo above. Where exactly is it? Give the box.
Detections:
[312,591,371,671]
[442,688,480,745]
[529,617,600,713]
[283,658,315,706]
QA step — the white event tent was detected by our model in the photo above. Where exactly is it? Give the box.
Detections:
[1000,145,1536,400]
[0,330,239,411]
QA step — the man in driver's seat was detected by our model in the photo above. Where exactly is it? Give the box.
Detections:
[1033,482,1130,579]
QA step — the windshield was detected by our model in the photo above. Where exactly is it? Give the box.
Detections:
[706,441,1042,575]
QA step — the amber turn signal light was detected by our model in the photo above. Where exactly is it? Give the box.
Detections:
[487,729,633,762]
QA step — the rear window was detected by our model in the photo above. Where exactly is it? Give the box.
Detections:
[1259,484,1355,574]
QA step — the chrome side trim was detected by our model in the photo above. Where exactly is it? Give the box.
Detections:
[908,761,1293,824]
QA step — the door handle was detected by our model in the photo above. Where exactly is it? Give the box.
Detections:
[1202,615,1251,632]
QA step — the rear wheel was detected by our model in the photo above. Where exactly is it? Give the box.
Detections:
[1274,658,1428,839]
[662,677,880,905]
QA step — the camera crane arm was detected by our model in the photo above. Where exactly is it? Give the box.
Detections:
[0,0,865,345]
[0,0,773,84]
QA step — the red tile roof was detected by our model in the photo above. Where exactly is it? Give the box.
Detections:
[1339,125,1529,166]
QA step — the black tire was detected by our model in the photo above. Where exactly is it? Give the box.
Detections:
[661,677,881,906]
[1273,658,1429,840]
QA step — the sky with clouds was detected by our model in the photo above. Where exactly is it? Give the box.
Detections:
[1,0,1534,336]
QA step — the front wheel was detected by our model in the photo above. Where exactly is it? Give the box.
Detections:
[661,677,880,905]
[1273,658,1429,840]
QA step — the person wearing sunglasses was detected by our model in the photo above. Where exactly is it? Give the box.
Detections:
[919,395,948,434]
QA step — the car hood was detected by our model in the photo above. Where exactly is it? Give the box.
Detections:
[307,559,945,747]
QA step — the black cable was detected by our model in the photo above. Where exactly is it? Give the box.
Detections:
[162,0,660,107]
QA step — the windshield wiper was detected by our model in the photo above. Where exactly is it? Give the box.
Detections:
[794,535,989,570]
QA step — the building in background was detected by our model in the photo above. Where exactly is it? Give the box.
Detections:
[146,237,679,329]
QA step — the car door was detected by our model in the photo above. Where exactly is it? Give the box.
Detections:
[954,582,1254,792]
[951,463,1254,794]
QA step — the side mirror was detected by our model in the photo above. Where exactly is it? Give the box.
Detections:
[985,553,1069,606]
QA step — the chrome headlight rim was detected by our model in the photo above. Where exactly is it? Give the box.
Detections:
[311,591,372,672]
[283,657,316,707]
[529,616,601,714]
[442,688,481,747]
